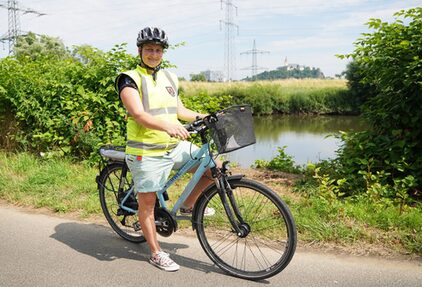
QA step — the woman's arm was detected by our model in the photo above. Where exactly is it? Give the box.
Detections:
[177,98,208,122]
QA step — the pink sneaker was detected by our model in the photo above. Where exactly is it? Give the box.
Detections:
[149,251,180,272]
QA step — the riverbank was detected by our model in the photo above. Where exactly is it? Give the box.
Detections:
[0,151,420,258]
[180,79,357,115]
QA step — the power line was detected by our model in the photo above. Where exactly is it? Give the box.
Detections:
[0,0,45,54]
[240,39,269,80]
[220,0,238,82]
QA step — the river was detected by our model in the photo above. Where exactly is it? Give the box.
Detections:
[225,115,368,168]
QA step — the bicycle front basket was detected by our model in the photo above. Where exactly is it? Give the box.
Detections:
[209,105,256,154]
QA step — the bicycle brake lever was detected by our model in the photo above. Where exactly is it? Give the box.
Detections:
[183,123,193,131]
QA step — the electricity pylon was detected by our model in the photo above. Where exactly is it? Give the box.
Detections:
[0,0,46,54]
[220,0,239,82]
[240,39,270,80]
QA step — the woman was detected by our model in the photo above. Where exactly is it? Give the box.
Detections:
[115,27,214,272]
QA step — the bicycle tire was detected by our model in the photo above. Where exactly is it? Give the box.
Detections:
[98,162,145,243]
[195,177,296,280]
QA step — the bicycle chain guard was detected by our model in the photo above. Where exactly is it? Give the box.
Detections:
[155,207,177,237]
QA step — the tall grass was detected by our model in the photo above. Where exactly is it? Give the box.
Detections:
[180,79,356,115]
[0,152,99,216]
[288,194,421,254]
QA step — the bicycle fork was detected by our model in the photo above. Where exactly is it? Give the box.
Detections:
[215,175,250,238]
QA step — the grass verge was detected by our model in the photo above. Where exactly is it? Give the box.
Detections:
[0,151,420,257]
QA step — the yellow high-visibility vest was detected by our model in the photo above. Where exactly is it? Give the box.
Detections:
[116,65,180,156]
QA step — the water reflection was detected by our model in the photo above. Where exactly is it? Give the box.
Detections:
[226,115,368,167]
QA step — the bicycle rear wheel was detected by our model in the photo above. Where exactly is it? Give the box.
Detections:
[195,177,296,280]
[98,162,145,243]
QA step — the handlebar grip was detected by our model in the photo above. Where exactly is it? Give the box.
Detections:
[183,123,194,131]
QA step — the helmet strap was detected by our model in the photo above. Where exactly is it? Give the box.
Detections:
[139,47,162,80]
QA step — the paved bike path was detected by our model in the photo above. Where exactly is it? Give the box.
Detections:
[0,205,421,287]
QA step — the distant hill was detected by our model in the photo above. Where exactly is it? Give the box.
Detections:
[243,65,325,81]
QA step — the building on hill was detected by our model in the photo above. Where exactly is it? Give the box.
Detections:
[283,57,305,71]
[241,57,325,81]
[243,61,325,81]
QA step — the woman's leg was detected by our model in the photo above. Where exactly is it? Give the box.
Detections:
[138,191,180,271]
[183,169,213,208]
[183,158,222,208]
[137,192,160,255]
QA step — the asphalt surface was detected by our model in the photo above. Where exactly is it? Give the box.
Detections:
[0,205,421,287]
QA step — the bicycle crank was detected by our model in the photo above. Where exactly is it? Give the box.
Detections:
[154,207,177,237]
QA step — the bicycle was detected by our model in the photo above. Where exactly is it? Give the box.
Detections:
[96,105,297,280]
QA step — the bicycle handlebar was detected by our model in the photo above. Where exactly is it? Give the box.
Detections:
[183,118,204,132]
[183,113,219,133]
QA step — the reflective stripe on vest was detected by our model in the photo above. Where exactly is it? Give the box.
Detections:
[148,107,178,116]
[126,141,178,150]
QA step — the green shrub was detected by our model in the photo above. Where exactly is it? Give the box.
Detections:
[0,43,135,158]
[254,146,303,174]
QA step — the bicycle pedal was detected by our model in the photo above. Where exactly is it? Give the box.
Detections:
[117,208,124,216]
[133,222,141,231]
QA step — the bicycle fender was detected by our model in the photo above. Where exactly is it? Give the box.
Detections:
[191,174,244,230]
[97,162,125,190]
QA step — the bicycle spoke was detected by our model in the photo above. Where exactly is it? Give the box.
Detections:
[249,234,281,266]
[248,196,271,223]
[248,212,282,226]
[252,222,285,233]
[241,187,261,220]
[232,239,239,268]
[212,234,240,257]
[250,233,287,255]
[244,237,267,270]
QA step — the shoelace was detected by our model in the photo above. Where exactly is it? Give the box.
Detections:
[153,252,174,266]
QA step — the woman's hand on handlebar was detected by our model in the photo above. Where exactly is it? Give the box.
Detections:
[184,112,220,132]
[184,116,207,132]
[164,122,190,140]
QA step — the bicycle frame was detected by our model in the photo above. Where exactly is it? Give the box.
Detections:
[118,142,216,217]
[160,142,216,215]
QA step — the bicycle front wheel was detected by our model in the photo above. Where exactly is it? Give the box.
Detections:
[195,177,297,280]
[98,162,145,243]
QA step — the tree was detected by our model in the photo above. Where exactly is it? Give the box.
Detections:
[343,60,374,107]
[14,32,70,60]
[190,72,207,82]
[244,66,324,81]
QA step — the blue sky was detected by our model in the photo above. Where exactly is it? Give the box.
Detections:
[1,0,421,80]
